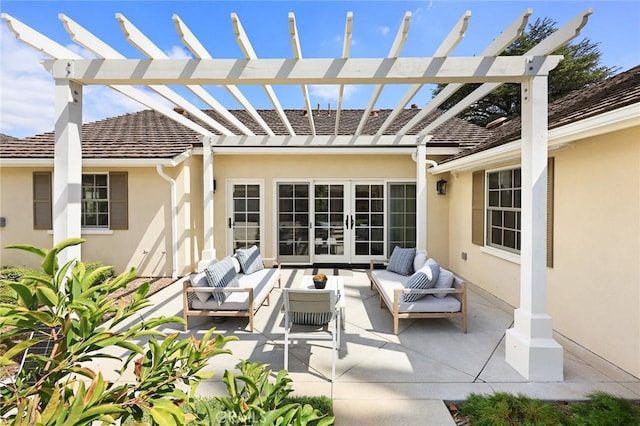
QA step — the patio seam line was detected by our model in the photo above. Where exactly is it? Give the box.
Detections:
[473,322,512,383]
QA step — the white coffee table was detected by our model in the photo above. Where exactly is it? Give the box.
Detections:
[299,275,346,329]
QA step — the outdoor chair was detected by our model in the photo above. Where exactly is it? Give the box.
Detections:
[282,288,340,382]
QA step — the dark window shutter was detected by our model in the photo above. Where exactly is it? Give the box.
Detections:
[33,172,52,230]
[472,170,485,245]
[547,158,555,268]
[109,172,128,230]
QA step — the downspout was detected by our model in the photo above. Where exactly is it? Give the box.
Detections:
[156,165,178,280]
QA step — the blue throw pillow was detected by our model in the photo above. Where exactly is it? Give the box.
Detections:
[387,246,416,276]
[403,261,440,302]
[236,245,264,275]
[290,312,332,326]
[204,257,237,305]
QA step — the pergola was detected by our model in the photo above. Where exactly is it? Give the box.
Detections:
[2,7,592,381]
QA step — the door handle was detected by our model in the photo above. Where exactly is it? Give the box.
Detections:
[345,215,349,229]
[350,215,354,229]
[309,222,313,229]
[228,217,232,229]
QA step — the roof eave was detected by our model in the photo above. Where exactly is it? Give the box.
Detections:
[430,103,640,175]
[0,149,192,167]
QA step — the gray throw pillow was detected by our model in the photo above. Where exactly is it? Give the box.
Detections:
[403,261,440,302]
[204,257,238,305]
[387,246,416,276]
[433,267,455,298]
[236,245,264,275]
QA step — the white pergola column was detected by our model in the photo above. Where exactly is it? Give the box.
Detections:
[416,141,427,252]
[53,79,83,267]
[505,75,563,381]
[198,135,216,270]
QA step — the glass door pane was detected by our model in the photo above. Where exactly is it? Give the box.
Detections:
[352,183,385,261]
[277,183,310,263]
[231,183,261,251]
[313,183,348,262]
[388,183,416,255]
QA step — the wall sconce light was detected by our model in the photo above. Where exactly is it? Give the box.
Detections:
[213,179,217,193]
[436,178,448,195]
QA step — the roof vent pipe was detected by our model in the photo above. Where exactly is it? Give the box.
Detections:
[156,165,179,279]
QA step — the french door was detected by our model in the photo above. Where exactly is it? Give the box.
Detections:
[276,180,386,264]
[228,181,263,252]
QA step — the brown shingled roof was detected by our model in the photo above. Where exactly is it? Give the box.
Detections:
[0,108,490,160]
[443,65,640,163]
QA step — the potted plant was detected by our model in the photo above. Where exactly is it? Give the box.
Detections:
[312,273,327,289]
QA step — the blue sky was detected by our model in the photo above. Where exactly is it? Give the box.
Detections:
[1,0,639,137]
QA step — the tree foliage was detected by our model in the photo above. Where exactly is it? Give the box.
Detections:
[433,18,618,127]
[0,239,237,425]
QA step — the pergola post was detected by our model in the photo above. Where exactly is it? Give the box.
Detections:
[416,140,427,252]
[198,135,216,270]
[505,75,563,381]
[53,79,83,268]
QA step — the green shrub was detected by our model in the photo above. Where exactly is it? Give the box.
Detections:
[459,392,567,425]
[0,239,237,425]
[570,392,640,426]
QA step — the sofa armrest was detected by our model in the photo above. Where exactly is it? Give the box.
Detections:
[261,257,281,269]
[369,259,389,271]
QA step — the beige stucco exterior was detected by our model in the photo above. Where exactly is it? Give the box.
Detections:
[444,126,640,378]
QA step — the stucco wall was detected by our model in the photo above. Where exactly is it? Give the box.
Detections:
[446,126,640,378]
[0,167,54,267]
[0,165,182,278]
[210,153,443,260]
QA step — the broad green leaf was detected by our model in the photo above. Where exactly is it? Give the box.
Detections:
[1,336,47,360]
[8,283,33,307]
[4,243,48,258]
[36,286,59,307]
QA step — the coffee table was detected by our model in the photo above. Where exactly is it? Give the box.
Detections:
[299,275,346,329]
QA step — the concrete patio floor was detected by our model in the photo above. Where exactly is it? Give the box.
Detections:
[107,268,640,425]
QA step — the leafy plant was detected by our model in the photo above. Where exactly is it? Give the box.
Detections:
[217,360,335,425]
[570,391,640,426]
[0,238,237,426]
[459,392,567,425]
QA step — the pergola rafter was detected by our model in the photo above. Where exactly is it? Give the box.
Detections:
[377,10,473,136]
[1,8,595,383]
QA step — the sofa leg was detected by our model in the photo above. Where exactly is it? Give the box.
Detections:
[249,312,254,332]
[394,316,399,335]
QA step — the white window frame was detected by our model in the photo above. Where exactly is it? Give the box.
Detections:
[481,166,522,264]
[81,173,109,229]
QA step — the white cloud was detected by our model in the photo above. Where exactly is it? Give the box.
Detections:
[165,45,193,59]
[378,26,390,36]
[0,25,56,137]
[309,85,357,104]
[0,24,145,137]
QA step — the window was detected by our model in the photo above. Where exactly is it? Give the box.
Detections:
[472,158,554,267]
[82,174,109,227]
[33,172,128,230]
[486,168,521,253]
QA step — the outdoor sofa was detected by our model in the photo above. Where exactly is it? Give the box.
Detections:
[182,246,281,332]
[369,247,467,335]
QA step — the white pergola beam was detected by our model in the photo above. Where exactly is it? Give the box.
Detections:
[356,12,411,135]
[208,134,419,146]
[289,13,315,135]
[173,14,275,136]
[3,13,213,138]
[397,9,531,135]
[335,11,353,135]
[231,13,296,135]
[417,8,591,137]
[59,13,224,136]
[379,10,473,135]
[115,14,242,136]
[45,55,564,85]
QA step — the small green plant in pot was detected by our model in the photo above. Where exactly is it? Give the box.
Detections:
[0,238,237,426]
